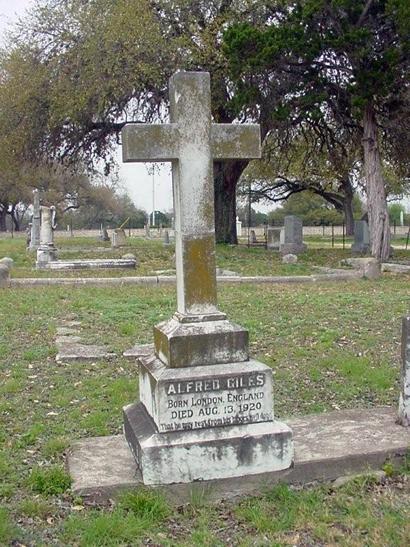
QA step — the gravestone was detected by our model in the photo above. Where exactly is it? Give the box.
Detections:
[250,229,257,244]
[236,216,242,237]
[0,264,10,288]
[29,189,41,251]
[280,215,306,255]
[144,224,151,238]
[398,316,410,427]
[351,220,370,254]
[122,71,293,485]
[36,206,58,268]
[0,257,13,269]
[267,227,282,250]
[111,228,127,248]
[163,229,170,246]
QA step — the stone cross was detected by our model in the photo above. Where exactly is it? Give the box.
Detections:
[122,72,260,319]
[29,189,41,251]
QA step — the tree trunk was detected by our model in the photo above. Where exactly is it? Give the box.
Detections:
[9,205,21,232]
[342,182,355,236]
[214,160,248,244]
[0,207,6,232]
[362,103,391,260]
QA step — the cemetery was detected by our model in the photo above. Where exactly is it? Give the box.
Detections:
[0,1,409,546]
[0,72,409,545]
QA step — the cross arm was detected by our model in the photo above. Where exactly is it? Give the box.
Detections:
[122,124,180,162]
[211,124,261,160]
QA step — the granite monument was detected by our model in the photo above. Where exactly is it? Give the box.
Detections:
[121,71,293,485]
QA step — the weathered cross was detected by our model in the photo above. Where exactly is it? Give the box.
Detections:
[122,72,261,319]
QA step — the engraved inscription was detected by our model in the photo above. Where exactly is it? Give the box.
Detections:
[159,373,273,432]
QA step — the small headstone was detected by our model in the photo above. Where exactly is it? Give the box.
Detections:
[36,206,58,268]
[0,264,10,288]
[282,253,298,264]
[280,215,307,255]
[102,228,110,241]
[111,228,127,248]
[122,253,136,260]
[351,220,370,254]
[0,257,14,269]
[398,316,410,427]
[29,189,41,251]
[236,216,242,237]
[250,229,257,244]
[144,224,151,239]
[267,227,282,250]
[163,229,170,246]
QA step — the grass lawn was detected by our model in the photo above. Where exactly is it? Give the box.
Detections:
[1,233,409,278]
[0,237,409,545]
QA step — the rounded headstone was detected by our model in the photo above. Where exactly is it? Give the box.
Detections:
[0,257,13,269]
[0,264,10,287]
[282,254,298,264]
[122,253,136,260]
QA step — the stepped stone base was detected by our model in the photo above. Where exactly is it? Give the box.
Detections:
[123,402,293,485]
[154,317,249,368]
[67,407,410,503]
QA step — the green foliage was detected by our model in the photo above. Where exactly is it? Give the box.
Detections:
[28,466,72,496]
[62,509,155,546]
[388,203,406,224]
[237,205,268,226]
[268,192,344,225]
[0,507,16,544]
[119,489,170,522]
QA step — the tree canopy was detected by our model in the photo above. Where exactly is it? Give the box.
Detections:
[223,0,410,258]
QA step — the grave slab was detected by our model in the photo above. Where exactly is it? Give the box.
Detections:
[68,406,409,503]
[56,343,116,363]
[45,258,136,270]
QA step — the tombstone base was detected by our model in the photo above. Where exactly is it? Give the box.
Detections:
[36,246,58,268]
[280,243,307,255]
[123,402,293,485]
[351,244,371,254]
[138,354,274,432]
